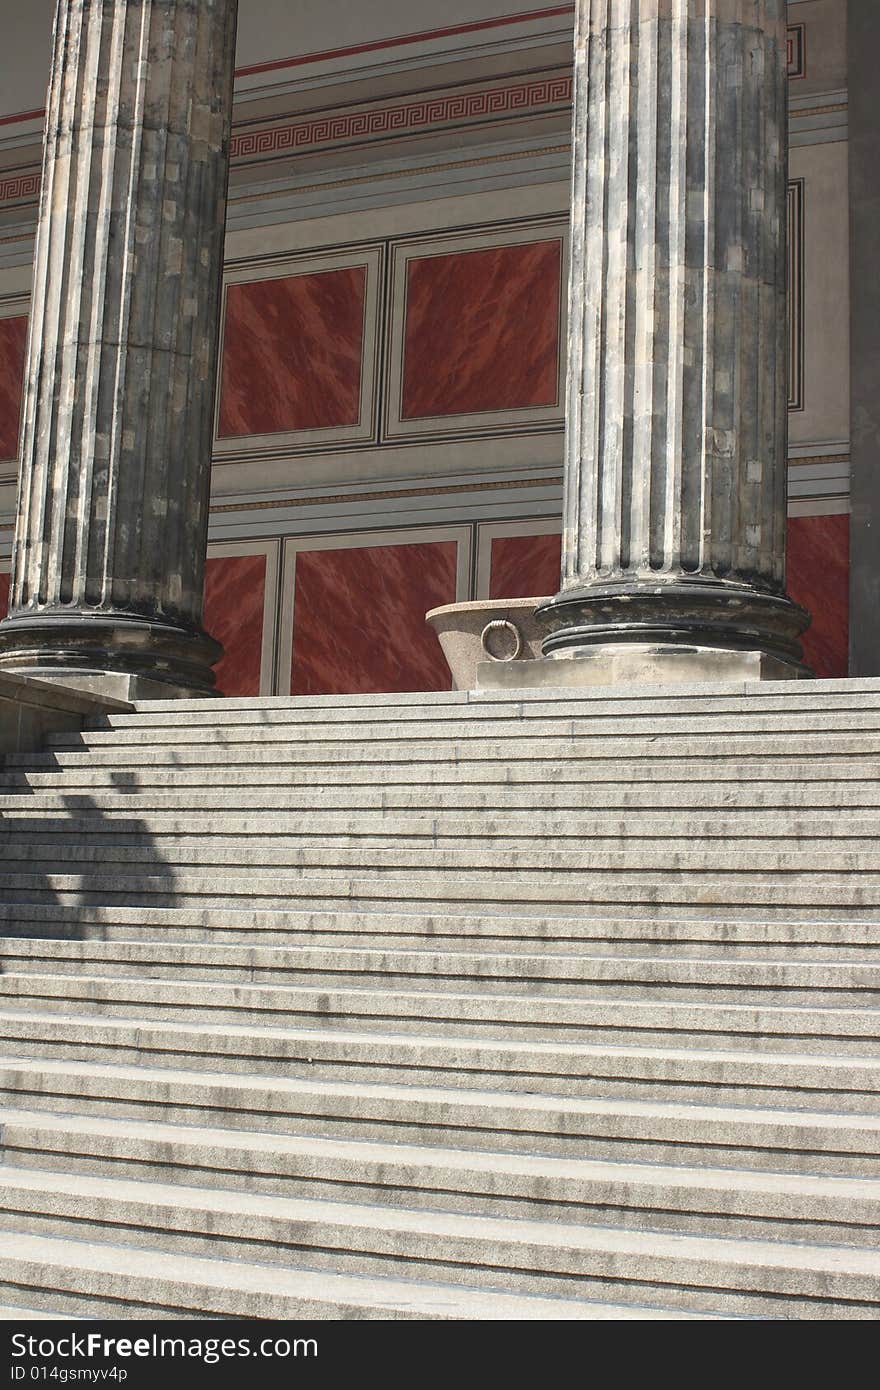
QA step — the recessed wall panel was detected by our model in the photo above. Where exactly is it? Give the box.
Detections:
[204,553,268,696]
[787,513,850,679]
[203,541,279,696]
[385,223,567,442]
[215,247,383,458]
[402,241,562,420]
[282,531,468,696]
[488,530,562,601]
[219,267,366,437]
[0,315,27,462]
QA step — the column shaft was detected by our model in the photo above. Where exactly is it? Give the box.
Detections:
[0,0,238,695]
[539,0,809,676]
[848,0,880,676]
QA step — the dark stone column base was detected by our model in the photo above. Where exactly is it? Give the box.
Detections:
[0,613,223,699]
[537,579,811,674]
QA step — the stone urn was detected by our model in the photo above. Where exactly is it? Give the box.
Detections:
[425,598,550,691]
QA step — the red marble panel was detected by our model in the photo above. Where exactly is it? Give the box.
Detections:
[0,315,27,460]
[787,514,850,678]
[489,531,562,600]
[218,266,367,437]
[401,240,562,419]
[0,571,9,619]
[203,553,267,697]
[291,541,458,695]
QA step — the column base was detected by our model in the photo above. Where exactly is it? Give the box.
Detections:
[477,644,810,692]
[0,613,222,700]
[537,579,812,672]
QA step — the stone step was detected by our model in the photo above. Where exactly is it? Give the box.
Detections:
[3,781,880,812]
[2,841,878,877]
[1,810,879,849]
[3,1108,879,1248]
[103,676,880,716]
[0,1103,864,1241]
[1,903,874,956]
[46,709,880,748]
[1,678,878,1319]
[0,869,877,920]
[3,763,877,795]
[3,938,878,1006]
[0,1304,78,1319]
[2,1058,878,1172]
[94,688,880,726]
[9,734,880,771]
[0,1229,643,1320]
[2,1008,878,1111]
[2,971,879,1051]
[3,829,878,851]
[0,1166,874,1316]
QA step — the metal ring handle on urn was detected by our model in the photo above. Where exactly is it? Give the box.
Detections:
[480,619,523,663]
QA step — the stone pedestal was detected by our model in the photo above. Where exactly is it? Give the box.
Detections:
[537,0,810,681]
[0,0,239,697]
[477,648,807,693]
[0,670,131,755]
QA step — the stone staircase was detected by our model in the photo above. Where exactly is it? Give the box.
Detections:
[0,679,878,1320]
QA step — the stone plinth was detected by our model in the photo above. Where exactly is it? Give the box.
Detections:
[0,670,131,755]
[537,0,810,682]
[0,0,239,698]
[477,647,808,692]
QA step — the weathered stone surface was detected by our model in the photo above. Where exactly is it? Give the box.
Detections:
[1,682,880,1316]
[0,0,239,695]
[538,0,809,676]
[477,648,807,692]
[0,671,130,755]
[848,0,880,677]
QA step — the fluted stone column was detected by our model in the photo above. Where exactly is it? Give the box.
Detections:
[534,0,810,685]
[0,0,239,698]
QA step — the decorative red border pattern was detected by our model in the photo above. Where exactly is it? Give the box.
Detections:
[0,14,809,204]
[0,6,577,129]
[231,75,572,160]
[0,172,39,203]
